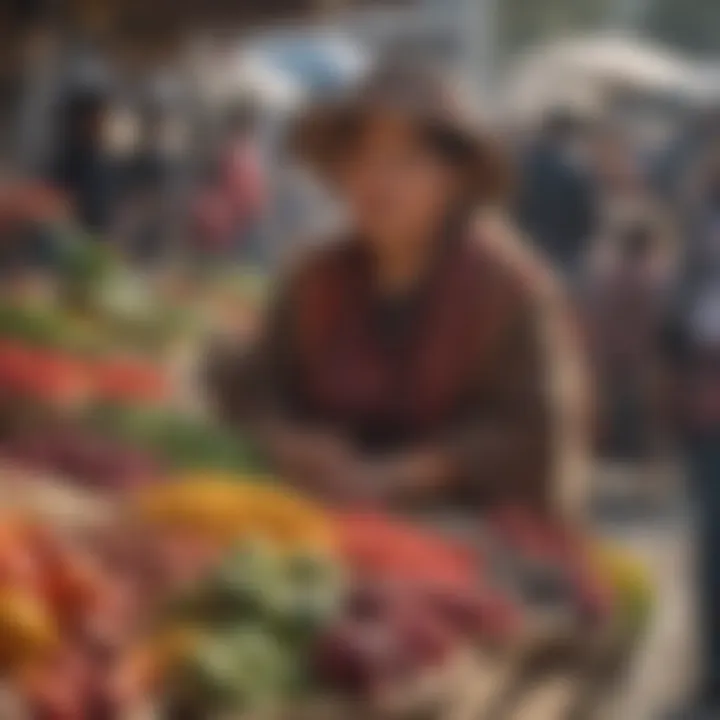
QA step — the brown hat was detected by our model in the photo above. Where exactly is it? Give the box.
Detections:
[289,61,513,204]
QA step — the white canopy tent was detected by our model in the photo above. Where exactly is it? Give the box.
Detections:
[505,35,697,125]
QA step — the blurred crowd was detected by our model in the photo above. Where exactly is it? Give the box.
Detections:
[0,55,717,450]
[9,74,720,470]
[515,103,720,465]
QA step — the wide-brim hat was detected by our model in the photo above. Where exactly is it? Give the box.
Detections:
[289,61,513,204]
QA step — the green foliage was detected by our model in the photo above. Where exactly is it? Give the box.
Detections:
[0,303,67,348]
[171,628,291,714]
[87,404,267,473]
[176,541,343,635]
[165,542,344,714]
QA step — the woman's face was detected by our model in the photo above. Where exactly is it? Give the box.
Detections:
[337,112,461,249]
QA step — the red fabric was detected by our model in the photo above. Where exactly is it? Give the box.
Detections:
[193,141,267,251]
[222,143,267,219]
[291,235,514,441]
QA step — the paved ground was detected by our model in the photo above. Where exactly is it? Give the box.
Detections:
[595,464,695,720]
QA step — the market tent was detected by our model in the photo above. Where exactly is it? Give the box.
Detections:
[547,36,692,90]
[505,35,696,123]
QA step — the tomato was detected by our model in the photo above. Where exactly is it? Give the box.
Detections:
[0,521,42,592]
[90,358,169,404]
[17,644,87,719]
[0,343,87,407]
[336,512,478,591]
[37,540,107,627]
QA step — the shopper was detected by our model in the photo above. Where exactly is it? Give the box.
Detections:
[516,109,598,276]
[49,85,117,235]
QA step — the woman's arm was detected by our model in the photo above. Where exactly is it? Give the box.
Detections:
[205,276,365,500]
[370,276,592,517]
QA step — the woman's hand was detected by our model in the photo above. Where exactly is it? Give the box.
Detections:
[260,425,364,501]
[259,425,390,505]
[260,422,458,507]
[366,450,456,504]
[327,450,457,507]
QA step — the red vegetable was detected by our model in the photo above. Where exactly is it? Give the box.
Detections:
[0,340,169,409]
[1,428,163,491]
[313,618,414,696]
[489,505,615,624]
[89,358,169,405]
[335,512,479,591]
[0,341,88,408]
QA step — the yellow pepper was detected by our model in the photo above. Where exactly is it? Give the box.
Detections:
[591,541,655,636]
[134,476,337,553]
[0,588,57,668]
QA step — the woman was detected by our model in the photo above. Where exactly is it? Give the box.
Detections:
[211,63,590,517]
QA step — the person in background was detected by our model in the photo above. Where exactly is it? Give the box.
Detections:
[48,85,117,235]
[653,103,720,211]
[581,212,676,462]
[589,121,652,227]
[209,62,590,517]
[515,109,598,277]
[192,100,268,265]
[118,105,175,264]
[662,143,720,720]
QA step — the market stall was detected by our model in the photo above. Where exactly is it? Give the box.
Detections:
[504,35,696,127]
[0,245,653,719]
[0,5,655,717]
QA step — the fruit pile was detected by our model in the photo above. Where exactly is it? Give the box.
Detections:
[157,541,345,717]
[0,517,159,717]
[0,427,163,491]
[127,482,520,714]
[336,512,479,591]
[0,339,169,410]
[135,478,337,553]
[0,247,655,716]
[88,405,265,473]
[135,484,643,712]
[0,271,263,483]
[0,473,654,718]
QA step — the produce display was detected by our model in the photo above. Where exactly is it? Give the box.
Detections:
[0,340,169,409]
[87,405,265,473]
[0,517,148,717]
[158,541,345,716]
[0,459,654,719]
[0,427,163,490]
[0,251,653,719]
